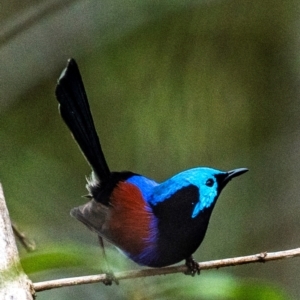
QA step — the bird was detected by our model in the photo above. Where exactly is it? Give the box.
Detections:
[55,58,248,277]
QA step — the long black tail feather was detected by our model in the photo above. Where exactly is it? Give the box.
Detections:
[55,58,110,182]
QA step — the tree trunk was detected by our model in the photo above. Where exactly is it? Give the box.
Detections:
[0,184,34,299]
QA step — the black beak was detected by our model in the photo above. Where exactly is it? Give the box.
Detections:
[217,168,248,190]
[224,168,248,184]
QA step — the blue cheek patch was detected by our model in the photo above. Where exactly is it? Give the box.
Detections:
[192,202,202,218]
[192,187,217,218]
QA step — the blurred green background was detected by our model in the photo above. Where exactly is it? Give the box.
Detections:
[0,1,299,299]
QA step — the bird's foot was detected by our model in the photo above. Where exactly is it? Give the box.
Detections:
[102,271,119,286]
[184,256,200,276]
[97,236,119,285]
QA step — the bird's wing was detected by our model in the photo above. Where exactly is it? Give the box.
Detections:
[70,200,112,238]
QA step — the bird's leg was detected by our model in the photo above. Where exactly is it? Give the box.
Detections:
[98,236,119,285]
[184,255,200,276]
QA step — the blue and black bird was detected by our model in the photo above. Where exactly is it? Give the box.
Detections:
[55,59,247,275]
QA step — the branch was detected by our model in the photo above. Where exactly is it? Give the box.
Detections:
[12,223,36,252]
[0,0,78,46]
[0,183,34,299]
[33,247,300,292]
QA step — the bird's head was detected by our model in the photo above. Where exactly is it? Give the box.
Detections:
[189,167,248,218]
[149,167,248,219]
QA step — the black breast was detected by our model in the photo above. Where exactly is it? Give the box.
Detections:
[150,185,215,267]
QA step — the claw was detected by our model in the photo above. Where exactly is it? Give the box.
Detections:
[102,271,119,286]
[184,256,200,276]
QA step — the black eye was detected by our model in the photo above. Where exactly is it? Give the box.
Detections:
[205,178,214,187]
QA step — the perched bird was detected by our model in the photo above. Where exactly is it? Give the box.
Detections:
[55,58,247,276]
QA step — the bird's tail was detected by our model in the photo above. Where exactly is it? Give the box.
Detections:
[55,58,110,182]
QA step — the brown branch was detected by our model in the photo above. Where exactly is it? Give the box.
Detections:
[33,247,300,292]
[12,224,36,252]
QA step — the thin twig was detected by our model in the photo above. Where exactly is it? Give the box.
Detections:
[33,247,300,292]
[0,0,78,46]
[12,223,36,252]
